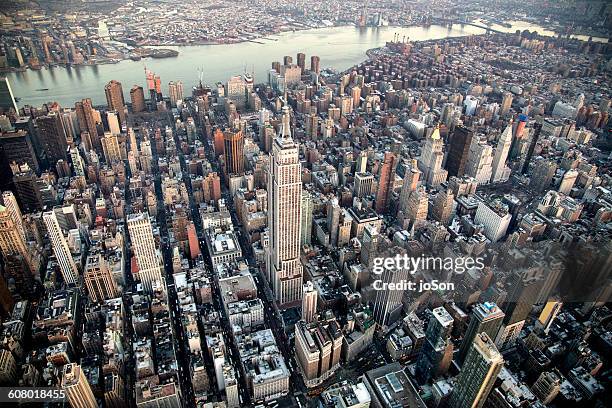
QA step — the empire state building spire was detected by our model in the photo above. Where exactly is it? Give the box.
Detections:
[281,105,292,139]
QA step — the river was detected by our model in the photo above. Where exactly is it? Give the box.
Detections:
[7,25,486,107]
[7,22,606,108]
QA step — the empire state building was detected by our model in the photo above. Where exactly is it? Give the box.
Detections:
[267,106,303,307]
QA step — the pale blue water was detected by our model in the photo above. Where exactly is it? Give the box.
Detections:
[7,25,486,107]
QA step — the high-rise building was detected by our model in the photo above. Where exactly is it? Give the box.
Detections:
[0,130,39,173]
[297,53,306,70]
[490,122,513,183]
[457,302,504,365]
[535,300,562,335]
[12,164,43,212]
[36,112,69,163]
[445,126,474,178]
[2,191,25,240]
[310,56,320,74]
[402,185,429,230]
[529,157,557,192]
[0,201,35,279]
[62,363,97,408]
[496,268,544,349]
[75,98,99,149]
[106,111,121,136]
[127,212,163,292]
[267,106,303,307]
[416,307,454,384]
[510,113,528,159]
[465,136,494,185]
[84,253,119,303]
[531,370,562,405]
[104,373,126,408]
[226,75,246,108]
[474,198,512,242]
[431,188,455,225]
[449,333,503,408]
[101,132,122,163]
[375,152,397,214]
[521,121,543,175]
[302,281,317,323]
[398,159,421,214]
[130,85,146,113]
[105,80,126,125]
[43,210,79,285]
[500,92,513,116]
[372,259,410,329]
[558,169,578,195]
[0,77,18,113]
[0,349,17,384]
[168,81,184,107]
[295,319,343,387]
[418,127,448,188]
[300,190,313,246]
[327,198,341,247]
[223,129,245,176]
[354,172,374,198]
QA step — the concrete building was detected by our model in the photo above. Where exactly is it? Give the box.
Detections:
[295,319,343,387]
[267,106,303,307]
[449,333,503,408]
[62,363,97,408]
[127,213,163,292]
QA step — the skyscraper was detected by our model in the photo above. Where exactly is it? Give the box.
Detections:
[490,122,513,183]
[130,85,146,113]
[416,307,454,384]
[297,52,306,70]
[75,98,99,149]
[310,56,320,74]
[84,253,119,303]
[445,125,473,178]
[449,333,503,408]
[0,130,39,173]
[300,190,313,246]
[418,127,448,188]
[168,81,184,107]
[521,120,543,175]
[43,210,79,285]
[104,80,126,125]
[127,212,163,293]
[62,363,97,408]
[0,200,34,277]
[374,151,397,214]
[496,268,544,349]
[500,92,513,116]
[457,302,504,365]
[223,129,245,176]
[0,77,18,113]
[36,112,69,163]
[372,258,410,329]
[302,281,317,323]
[267,106,303,307]
[465,137,494,185]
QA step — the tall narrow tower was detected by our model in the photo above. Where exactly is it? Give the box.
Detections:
[449,333,503,408]
[490,122,513,183]
[104,80,126,125]
[43,210,79,285]
[62,363,97,408]
[127,212,163,293]
[418,126,448,188]
[268,106,303,307]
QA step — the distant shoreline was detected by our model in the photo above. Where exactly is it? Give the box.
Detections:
[1,21,607,75]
